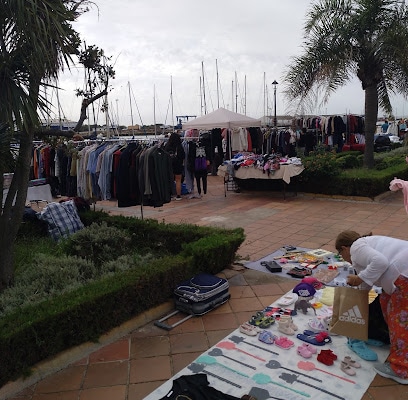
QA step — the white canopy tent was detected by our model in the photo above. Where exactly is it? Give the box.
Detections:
[182,107,261,130]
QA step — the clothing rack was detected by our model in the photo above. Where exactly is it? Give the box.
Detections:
[68,137,170,219]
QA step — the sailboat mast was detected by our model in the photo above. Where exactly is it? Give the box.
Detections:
[153,85,157,138]
[216,59,220,109]
[200,77,203,116]
[263,72,266,126]
[170,76,175,133]
[244,75,247,115]
[231,80,233,111]
[235,71,238,113]
[128,82,135,137]
[201,61,207,114]
[105,92,110,138]
[55,86,62,130]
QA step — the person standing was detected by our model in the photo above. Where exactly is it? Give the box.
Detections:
[335,230,408,384]
[302,128,316,156]
[164,131,185,200]
[381,119,389,133]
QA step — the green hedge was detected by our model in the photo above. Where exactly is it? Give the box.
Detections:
[1,214,245,387]
[298,163,408,197]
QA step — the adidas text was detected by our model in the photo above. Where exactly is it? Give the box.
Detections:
[339,305,366,325]
[339,315,366,325]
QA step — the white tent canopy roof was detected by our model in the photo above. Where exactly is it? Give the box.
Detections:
[182,107,261,130]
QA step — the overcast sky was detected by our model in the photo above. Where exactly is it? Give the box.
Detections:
[55,0,407,127]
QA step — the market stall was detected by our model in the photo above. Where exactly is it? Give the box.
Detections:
[218,153,304,198]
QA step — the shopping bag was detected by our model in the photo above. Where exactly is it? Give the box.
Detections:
[329,286,369,340]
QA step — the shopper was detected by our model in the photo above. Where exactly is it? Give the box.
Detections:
[335,230,408,384]
[164,131,185,200]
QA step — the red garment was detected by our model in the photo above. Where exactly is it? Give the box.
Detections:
[42,146,51,178]
[380,275,408,379]
[247,130,253,152]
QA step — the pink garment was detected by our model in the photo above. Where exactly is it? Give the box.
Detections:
[389,178,408,214]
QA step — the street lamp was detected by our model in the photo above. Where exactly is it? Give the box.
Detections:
[272,80,278,128]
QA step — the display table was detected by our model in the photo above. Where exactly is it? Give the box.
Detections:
[218,163,304,184]
[218,163,304,198]
[2,184,53,208]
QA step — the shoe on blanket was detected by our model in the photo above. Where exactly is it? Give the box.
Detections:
[317,350,334,366]
[239,322,260,336]
[347,338,377,361]
[297,344,313,358]
[374,362,408,384]
[297,330,332,346]
[308,316,332,333]
[258,330,277,344]
[275,336,294,349]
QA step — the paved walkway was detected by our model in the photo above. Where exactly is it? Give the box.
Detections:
[4,175,408,400]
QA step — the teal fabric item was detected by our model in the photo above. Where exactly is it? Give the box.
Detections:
[347,338,378,361]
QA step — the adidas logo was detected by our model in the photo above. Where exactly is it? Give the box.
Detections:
[339,305,366,325]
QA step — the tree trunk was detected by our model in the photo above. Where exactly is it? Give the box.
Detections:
[0,130,34,290]
[74,89,108,132]
[363,85,378,169]
[0,73,39,291]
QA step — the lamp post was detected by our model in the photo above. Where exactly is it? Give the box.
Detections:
[272,80,278,128]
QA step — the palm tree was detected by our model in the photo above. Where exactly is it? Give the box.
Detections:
[0,0,88,290]
[283,0,408,168]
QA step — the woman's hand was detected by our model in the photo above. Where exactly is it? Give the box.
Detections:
[347,274,363,286]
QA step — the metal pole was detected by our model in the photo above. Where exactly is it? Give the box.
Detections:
[272,80,278,128]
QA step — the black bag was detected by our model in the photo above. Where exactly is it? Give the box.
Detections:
[174,273,230,315]
[155,273,230,330]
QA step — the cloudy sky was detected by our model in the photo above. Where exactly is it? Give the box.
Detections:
[55,0,407,127]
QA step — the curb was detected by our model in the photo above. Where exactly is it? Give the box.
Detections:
[300,190,396,203]
[0,301,173,400]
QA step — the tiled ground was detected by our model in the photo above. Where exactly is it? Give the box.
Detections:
[3,175,408,400]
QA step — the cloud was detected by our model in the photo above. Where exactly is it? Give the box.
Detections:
[55,0,406,127]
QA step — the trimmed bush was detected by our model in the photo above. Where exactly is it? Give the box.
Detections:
[1,213,245,387]
[61,222,132,267]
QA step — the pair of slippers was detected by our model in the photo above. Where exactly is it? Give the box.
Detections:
[297,343,317,358]
[274,336,295,349]
[340,356,361,376]
[239,322,261,336]
[297,330,332,346]
[249,311,275,329]
[258,330,278,344]
[347,338,378,361]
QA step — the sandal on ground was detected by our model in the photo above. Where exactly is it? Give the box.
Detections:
[297,344,313,358]
[341,361,356,376]
[239,322,259,336]
[297,330,332,346]
[258,330,277,344]
[347,338,378,361]
[343,356,361,368]
[275,336,294,349]
[303,330,331,341]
